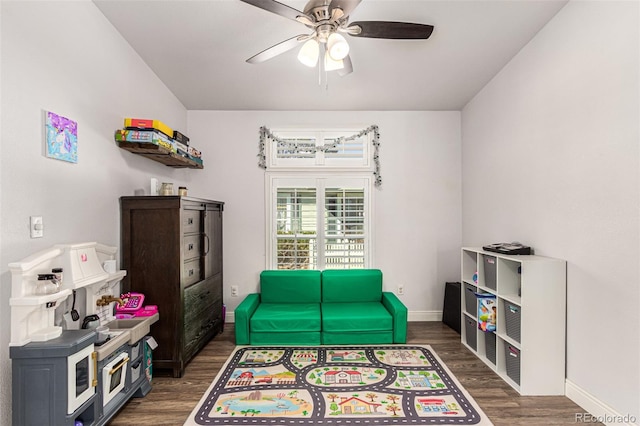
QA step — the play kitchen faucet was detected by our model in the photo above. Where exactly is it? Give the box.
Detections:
[96,294,125,307]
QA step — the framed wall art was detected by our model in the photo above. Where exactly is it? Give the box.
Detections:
[45,111,78,163]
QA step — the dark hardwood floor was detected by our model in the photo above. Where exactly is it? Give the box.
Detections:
[108,322,596,425]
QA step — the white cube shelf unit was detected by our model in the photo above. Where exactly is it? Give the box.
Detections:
[461,247,567,395]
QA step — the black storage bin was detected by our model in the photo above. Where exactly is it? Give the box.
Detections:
[485,332,496,365]
[464,315,477,350]
[464,283,477,316]
[442,282,461,334]
[504,303,522,343]
[483,255,497,289]
[504,344,521,385]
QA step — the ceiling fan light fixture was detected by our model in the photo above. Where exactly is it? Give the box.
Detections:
[297,39,319,67]
[327,32,349,60]
[324,51,344,71]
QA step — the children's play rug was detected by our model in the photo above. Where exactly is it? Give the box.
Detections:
[184,345,493,425]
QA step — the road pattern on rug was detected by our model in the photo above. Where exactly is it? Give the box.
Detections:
[186,345,492,425]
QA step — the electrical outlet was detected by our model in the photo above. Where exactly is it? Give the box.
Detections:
[397,285,404,295]
[231,285,239,297]
[30,216,44,238]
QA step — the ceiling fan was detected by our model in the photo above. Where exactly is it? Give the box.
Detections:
[239,0,434,77]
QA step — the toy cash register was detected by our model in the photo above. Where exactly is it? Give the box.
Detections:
[115,292,158,318]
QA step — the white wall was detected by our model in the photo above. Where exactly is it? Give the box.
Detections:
[0,1,191,424]
[187,110,462,320]
[462,0,639,421]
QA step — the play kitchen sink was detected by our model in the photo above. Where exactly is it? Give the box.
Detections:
[105,318,146,329]
[95,314,158,361]
[107,315,159,343]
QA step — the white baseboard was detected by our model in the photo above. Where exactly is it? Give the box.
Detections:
[565,379,638,426]
[225,310,442,324]
[407,310,442,322]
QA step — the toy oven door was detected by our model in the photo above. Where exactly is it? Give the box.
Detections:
[102,351,129,406]
[67,344,96,414]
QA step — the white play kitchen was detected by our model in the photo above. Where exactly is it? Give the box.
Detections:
[8,242,159,426]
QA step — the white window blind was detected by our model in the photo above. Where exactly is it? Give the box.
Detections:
[269,177,371,270]
[323,136,366,161]
[276,187,317,269]
[324,188,366,269]
[276,137,316,160]
[268,130,370,168]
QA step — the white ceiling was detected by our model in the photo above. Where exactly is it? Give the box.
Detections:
[93,0,568,111]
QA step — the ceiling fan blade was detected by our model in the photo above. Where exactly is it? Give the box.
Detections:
[330,0,362,18]
[337,54,353,77]
[239,0,309,23]
[246,35,306,64]
[296,14,315,27]
[348,21,434,39]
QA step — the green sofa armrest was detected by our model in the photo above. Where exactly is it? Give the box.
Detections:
[382,292,408,343]
[234,293,261,344]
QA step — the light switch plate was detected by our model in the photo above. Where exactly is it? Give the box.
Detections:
[30,216,43,238]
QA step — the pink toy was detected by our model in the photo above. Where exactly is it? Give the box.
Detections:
[116,292,158,318]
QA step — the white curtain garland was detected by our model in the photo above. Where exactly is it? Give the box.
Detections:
[257,125,382,187]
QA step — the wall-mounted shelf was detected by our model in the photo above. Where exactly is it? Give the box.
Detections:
[117,141,203,169]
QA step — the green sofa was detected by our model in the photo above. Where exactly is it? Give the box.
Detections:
[234,269,407,345]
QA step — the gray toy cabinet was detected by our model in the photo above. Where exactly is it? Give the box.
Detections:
[11,330,98,426]
[11,330,153,426]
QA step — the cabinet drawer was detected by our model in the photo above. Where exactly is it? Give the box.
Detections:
[183,235,201,261]
[182,209,200,234]
[183,258,201,286]
[184,278,216,314]
[185,296,222,329]
[184,307,220,356]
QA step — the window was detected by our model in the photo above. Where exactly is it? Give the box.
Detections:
[324,187,366,268]
[275,187,317,269]
[266,129,370,169]
[264,127,377,270]
[268,176,371,270]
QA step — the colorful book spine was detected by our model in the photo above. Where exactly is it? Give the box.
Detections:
[124,118,173,139]
[115,129,176,153]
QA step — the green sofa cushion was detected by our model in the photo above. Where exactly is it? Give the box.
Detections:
[322,269,383,303]
[260,270,321,303]
[250,303,321,332]
[322,331,393,345]
[251,332,321,346]
[322,302,392,332]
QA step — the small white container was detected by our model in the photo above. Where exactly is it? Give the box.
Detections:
[160,182,173,195]
[150,178,158,195]
[96,325,110,343]
[103,260,117,273]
